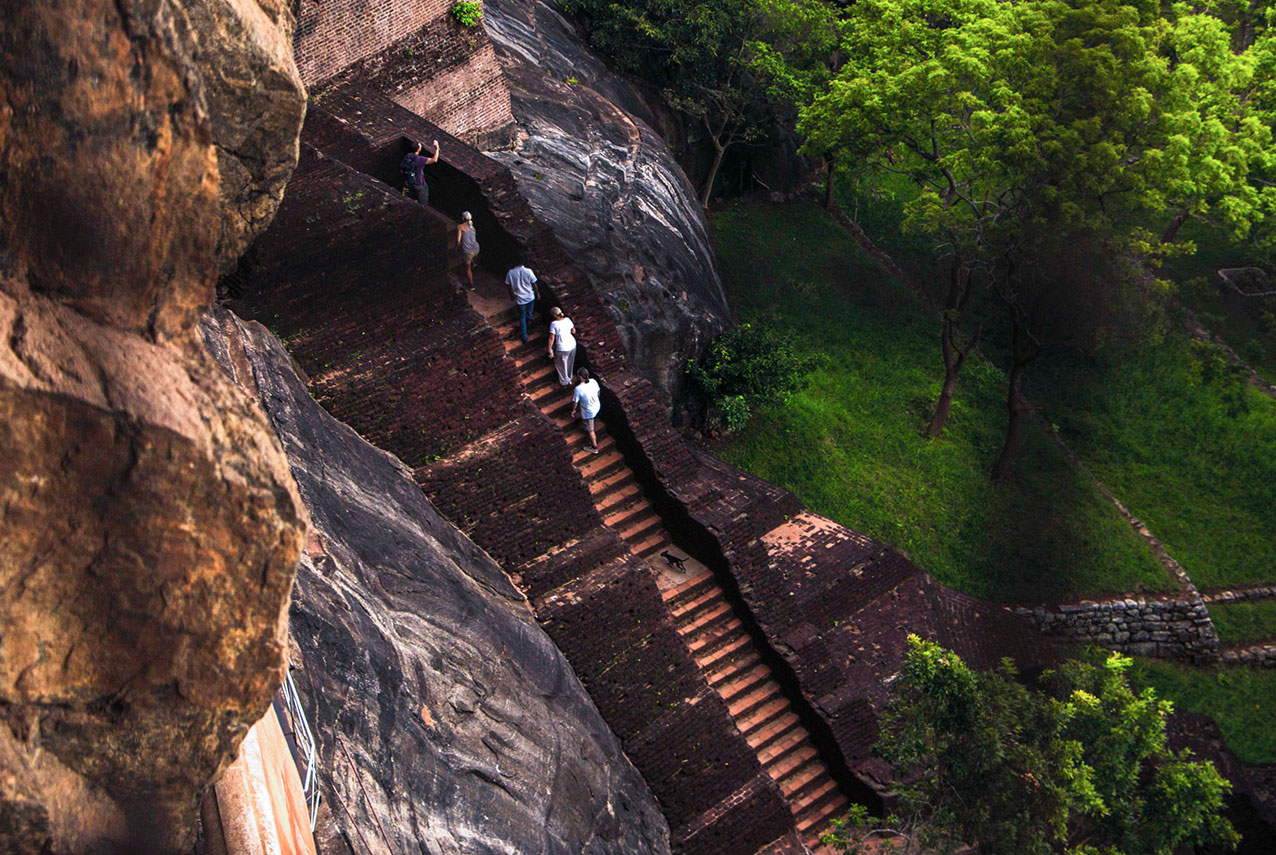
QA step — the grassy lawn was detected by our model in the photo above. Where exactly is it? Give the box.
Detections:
[1126,658,1276,765]
[1208,600,1276,646]
[710,200,1168,604]
[1030,333,1276,590]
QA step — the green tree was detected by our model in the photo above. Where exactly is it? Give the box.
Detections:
[560,0,838,206]
[824,637,1238,855]
[799,0,1273,477]
[687,322,823,430]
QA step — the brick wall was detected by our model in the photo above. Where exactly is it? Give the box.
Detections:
[296,0,514,147]
[290,86,1060,808]
[235,96,798,855]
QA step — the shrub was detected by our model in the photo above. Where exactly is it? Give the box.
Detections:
[687,322,822,431]
[449,0,482,27]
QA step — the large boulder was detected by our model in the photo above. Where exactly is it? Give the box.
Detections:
[185,0,308,273]
[202,307,672,855]
[483,0,732,413]
[0,0,307,850]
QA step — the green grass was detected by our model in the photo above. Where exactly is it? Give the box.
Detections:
[710,200,1169,603]
[1126,658,1276,764]
[1031,334,1276,590]
[1208,600,1276,645]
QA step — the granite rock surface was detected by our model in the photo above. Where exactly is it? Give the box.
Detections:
[483,0,731,413]
[202,307,672,855]
[0,1,307,850]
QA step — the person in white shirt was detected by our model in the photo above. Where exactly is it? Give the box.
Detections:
[547,306,577,386]
[505,258,539,343]
[571,368,601,453]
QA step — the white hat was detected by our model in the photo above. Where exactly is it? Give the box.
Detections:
[461,211,472,221]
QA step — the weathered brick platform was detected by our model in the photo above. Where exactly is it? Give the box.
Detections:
[235,83,1058,852]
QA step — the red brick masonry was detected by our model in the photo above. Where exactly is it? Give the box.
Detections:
[235,83,1057,853]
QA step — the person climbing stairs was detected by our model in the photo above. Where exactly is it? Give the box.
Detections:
[465,278,852,851]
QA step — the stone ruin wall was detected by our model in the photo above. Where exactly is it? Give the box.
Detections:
[294,0,515,148]
[1015,597,1219,661]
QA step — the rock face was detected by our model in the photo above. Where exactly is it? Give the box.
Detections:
[0,1,307,850]
[185,0,308,273]
[202,307,672,855]
[483,0,732,413]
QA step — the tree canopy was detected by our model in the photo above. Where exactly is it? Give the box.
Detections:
[824,637,1238,855]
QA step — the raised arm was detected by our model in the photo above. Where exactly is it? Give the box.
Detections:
[426,139,440,165]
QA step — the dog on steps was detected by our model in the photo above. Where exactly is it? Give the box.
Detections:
[661,551,688,573]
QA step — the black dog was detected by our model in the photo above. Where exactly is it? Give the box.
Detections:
[661,551,688,573]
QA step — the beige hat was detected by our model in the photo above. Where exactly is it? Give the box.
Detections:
[461,211,472,221]
[550,306,564,318]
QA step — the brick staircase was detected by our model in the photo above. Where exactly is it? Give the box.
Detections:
[474,288,850,850]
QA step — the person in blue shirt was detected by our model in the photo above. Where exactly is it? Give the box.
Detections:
[505,257,539,342]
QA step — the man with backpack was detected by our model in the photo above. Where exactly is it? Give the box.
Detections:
[400,139,440,206]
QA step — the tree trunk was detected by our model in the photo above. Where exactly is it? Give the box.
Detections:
[992,359,1025,480]
[927,257,968,437]
[701,140,727,209]
[1162,209,1190,244]
[927,350,961,437]
[824,155,835,210]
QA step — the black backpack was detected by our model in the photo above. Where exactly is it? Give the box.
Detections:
[399,153,417,187]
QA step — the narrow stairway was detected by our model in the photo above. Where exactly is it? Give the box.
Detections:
[467,279,850,850]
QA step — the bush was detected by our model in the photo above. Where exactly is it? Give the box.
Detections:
[687,322,822,431]
[449,0,482,27]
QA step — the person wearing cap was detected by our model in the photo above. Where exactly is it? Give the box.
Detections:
[547,306,577,385]
[455,212,480,290]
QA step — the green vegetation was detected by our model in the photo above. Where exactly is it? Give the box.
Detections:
[824,638,1238,854]
[559,0,837,205]
[1208,600,1276,644]
[712,200,1167,602]
[1031,332,1276,590]
[800,0,1275,477]
[1125,657,1276,764]
[449,0,482,27]
[687,322,823,431]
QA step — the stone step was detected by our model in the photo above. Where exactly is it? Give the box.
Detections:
[757,725,808,766]
[540,395,575,421]
[661,570,716,607]
[588,468,633,496]
[566,424,609,452]
[579,450,625,479]
[796,792,848,837]
[676,601,733,638]
[785,768,833,803]
[737,696,792,740]
[681,606,737,650]
[629,531,669,559]
[716,663,769,704]
[693,629,752,671]
[707,650,763,688]
[671,586,724,620]
[596,482,642,517]
[526,368,562,398]
[524,362,556,388]
[605,497,657,531]
[771,746,819,785]
[616,513,662,546]
[747,712,801,754]
[574,436,616,465]
[634,534,669,560]
[727,681,782,721]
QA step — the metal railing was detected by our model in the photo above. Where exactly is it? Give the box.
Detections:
[279,669,321,831]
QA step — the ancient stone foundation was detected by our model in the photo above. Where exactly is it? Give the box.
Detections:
[1015,596,1220,661]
